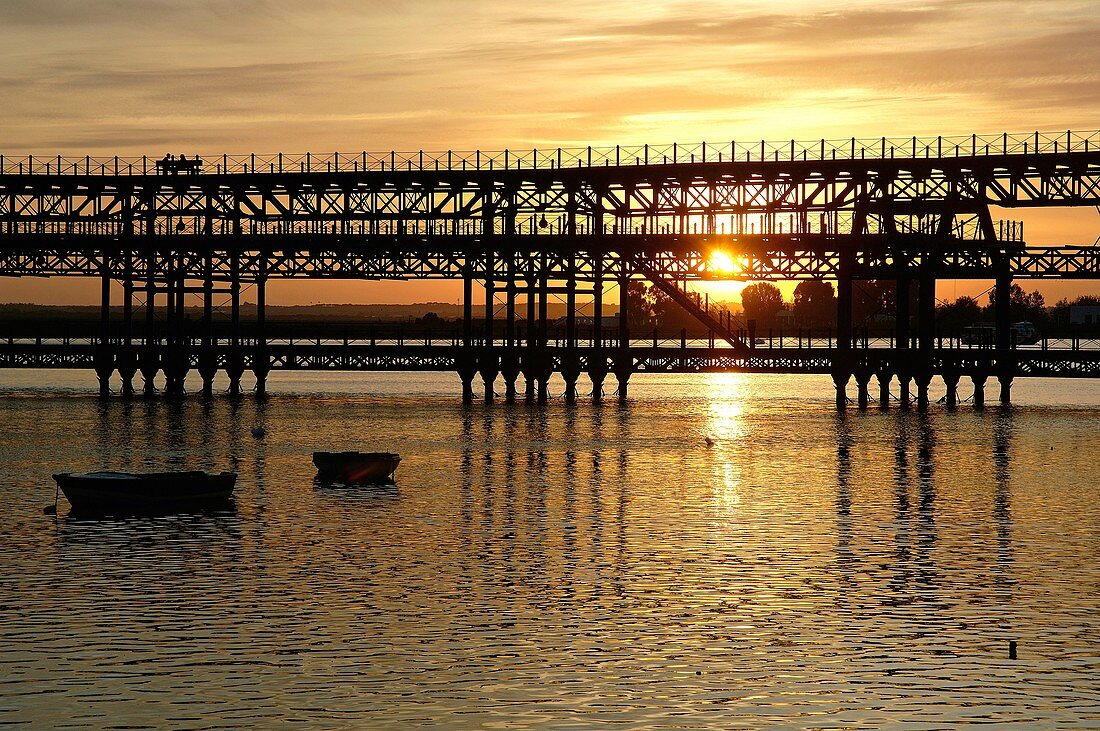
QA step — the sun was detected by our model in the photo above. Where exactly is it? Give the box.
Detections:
[708,250,739,274]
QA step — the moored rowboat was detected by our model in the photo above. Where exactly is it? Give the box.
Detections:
[312,452,400,484]
[52,471,237,510]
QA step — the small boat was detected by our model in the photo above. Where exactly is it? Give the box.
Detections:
[52,471,237,511]
[313,452,400,484]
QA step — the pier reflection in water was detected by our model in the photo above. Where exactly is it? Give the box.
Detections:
[1,371,1098,729]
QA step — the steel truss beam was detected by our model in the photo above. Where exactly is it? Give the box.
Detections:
[1,234,1098,281]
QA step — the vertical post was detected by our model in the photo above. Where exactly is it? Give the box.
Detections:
[593,256,604,347]
[229,250,242,396]
[506,266,516,348]
[995,271,1013,405]
[537,255,549,403]
[483,190,496,347]
[836,258,853,352]
[917,273,936,411]
[97,247,112,397]
[463,268,473,347]
[616,266,631,402]
[201,252,215,396]
[119,249,135,397]
[255,256,268,396]
[165,252,177,396]
[174,249,187,395]
[123,252,133,347]
[919,274,936,353]
[143,249,157,396]
[833,250,854,409]
[461,265,474,405]
[564,254,578,403]
[525,269,536,403]
[995,273,1011,353]
[100,251,111,345]
[483,244,495,403]
[590,254,606,402]
[504,254,518,404]
[619,271,630,350]
[896,271,911,408]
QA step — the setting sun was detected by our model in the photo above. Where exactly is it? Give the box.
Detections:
[709,250,738,274]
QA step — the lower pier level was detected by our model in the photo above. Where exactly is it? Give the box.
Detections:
[3,341,1097,409]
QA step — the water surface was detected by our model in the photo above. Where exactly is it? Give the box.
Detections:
[1,371,1098,728]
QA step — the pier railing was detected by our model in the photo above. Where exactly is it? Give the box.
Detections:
[1,130,1097,176]
[0,213,1027,243]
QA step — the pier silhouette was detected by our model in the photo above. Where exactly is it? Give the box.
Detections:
[2,129,1099,407]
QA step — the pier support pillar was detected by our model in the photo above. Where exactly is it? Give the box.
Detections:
[999,373,1013,406]
[199,358,217,398]
[898,374,912,411]
[832,371,850,410]
[458,353,478,406]
[255,369,269,398]
[118,355,137,399]
[972,373,987,410]
[561,353,581,404]
[588,357,609,403]
[563,372,579,403]
[226,365,244,398]
[614,369,630,402]
[855,370,871,410]
[878,371,892,410]
[523,371,536,404]
[141,361,158,397]
[96,361,113,399]
[479,355,499,405]
[500,355,520,405]
[915,371,932,412]
[944,371,961,410]
[481,370,498,404]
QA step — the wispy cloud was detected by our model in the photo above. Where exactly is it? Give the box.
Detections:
[1,0,1097,154]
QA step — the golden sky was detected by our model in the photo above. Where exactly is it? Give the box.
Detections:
[2,0,1099,305]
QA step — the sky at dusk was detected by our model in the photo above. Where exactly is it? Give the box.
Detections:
[1,0,1099,305]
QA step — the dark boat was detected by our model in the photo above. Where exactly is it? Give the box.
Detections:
[313,452,400,484]
[52,471,237,510]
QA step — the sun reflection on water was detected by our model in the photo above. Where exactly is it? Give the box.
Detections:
[704,372,750,513]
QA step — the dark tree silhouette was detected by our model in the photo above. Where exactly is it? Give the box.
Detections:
[625,281,654,329]
[987,284,1047,325]
[937,296,982,328]
[741,282,785,327]
[793,279,836,326]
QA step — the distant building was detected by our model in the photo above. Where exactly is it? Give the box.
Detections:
[1070,305,1100,325]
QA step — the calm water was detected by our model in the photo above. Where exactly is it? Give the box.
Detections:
[1,370,1099,729]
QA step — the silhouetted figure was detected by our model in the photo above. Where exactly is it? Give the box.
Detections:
[156,153,202,175]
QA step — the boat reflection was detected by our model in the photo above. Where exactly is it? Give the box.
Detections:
[62,500,238,522]
[311,476,399,501]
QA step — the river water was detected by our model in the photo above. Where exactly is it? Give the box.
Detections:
[1,371,1098,729]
